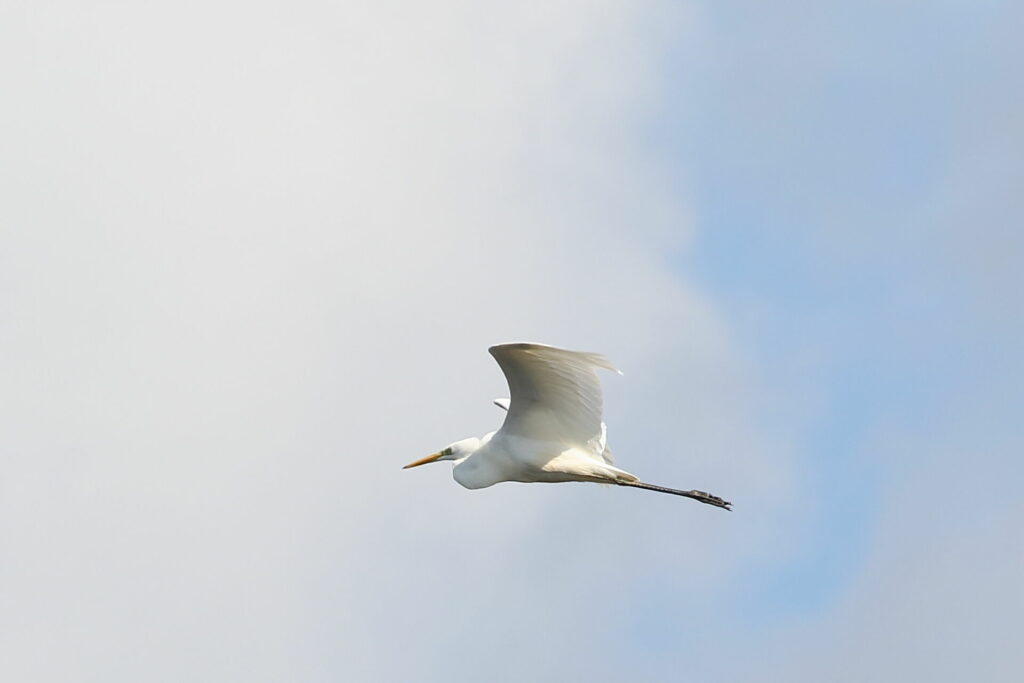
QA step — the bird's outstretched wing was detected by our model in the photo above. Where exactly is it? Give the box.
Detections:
[493,395,614,463]
[489,343,620,454]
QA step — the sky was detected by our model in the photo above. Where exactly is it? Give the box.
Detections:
[1,1,1021,681]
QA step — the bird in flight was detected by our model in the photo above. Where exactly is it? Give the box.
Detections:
[404,343,731,510]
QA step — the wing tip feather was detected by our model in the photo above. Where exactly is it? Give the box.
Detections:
[489,342,622,374]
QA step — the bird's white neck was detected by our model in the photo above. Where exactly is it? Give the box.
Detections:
[451,434,503,490]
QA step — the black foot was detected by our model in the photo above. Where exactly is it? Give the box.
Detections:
[687,490,732,510]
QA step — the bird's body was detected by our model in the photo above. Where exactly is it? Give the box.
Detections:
[404,343,731,509]
[452,433,633,489]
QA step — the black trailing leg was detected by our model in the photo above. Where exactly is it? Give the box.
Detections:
[617,480,732,510]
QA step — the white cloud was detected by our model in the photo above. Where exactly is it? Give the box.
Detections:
[0,3,783,681]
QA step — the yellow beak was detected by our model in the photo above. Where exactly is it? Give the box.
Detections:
[402,452,445,469]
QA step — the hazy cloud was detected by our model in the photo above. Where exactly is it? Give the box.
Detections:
[3,2,1019,682]
[1,3,775,681]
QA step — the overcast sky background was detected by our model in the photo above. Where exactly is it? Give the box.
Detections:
[2,2,1021,681]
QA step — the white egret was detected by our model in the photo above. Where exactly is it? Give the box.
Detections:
[404,343,731,510]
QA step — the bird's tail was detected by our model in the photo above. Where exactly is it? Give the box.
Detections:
[616,480,732,510]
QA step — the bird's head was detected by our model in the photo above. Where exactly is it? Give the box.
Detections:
[403,437,481,470]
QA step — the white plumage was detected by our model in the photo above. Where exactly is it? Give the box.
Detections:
[404,343,730,509]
